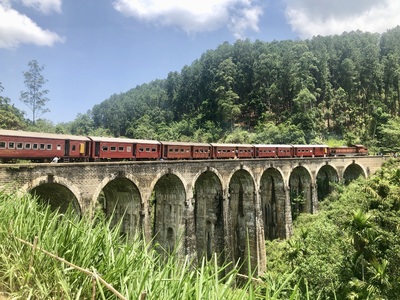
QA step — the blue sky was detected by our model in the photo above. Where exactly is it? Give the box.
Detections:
[1,0,399,124]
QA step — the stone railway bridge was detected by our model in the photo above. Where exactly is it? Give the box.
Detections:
[0,156,387,275]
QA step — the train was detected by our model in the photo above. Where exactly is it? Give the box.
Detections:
[0,129,368,163]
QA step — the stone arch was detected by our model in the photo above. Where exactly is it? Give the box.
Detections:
[260,167,286,240]
[343,162,367,184]
[228,168,257,274]
[289,166,313,219]
[316,164,339,201]
[151,173,186,256]
[25,176,82,215]
[193,169,224,264]
[95,176,142,238]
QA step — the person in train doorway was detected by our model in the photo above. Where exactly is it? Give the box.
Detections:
[51,156,60,163]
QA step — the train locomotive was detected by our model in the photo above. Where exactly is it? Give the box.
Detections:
[0,129,368,163]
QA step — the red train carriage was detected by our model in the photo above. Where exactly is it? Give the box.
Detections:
[89,136,161,161]
[191,143,212,159]
[292,145,329,157]
[210,143,254,159]
[236,144,255,158]
[160,141,191,159]
[160,142,212,160]
[210,143,236,159]
[0,129,90,163]
[254,144,293,158]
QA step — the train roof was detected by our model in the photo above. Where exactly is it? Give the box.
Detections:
[88,136,161,144]
[0,129,89,141]
[253,144,292,148]
[291,144,329,147]
[210,143,254,147]
[160,141,211,147]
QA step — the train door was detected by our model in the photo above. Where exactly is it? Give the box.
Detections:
[85,141,90,156]
[163,144,168,159]
[65,140,70,156]
[132,143,137,158]
[95,142,101,157]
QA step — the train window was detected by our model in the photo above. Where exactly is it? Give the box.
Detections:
[57,145,61,150]
[0,142,5,149]
[72,145,76,151]
[8,142,15,149]
[110,146,117,151]
[25,143,31,149]
[175,149,179,153]
[146,147,150,152]
[195,149,198,153]
[102,146,108,151]
[127,146,131,152]
[151,148,156,152]
[47,144,52,150]
[39,144,45,150]
[33,144,38,150]
[169,148,173,152]
[17,143,23,149]
[118,146,124,151]
[139,147,144,152]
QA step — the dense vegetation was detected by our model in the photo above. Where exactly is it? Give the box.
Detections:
[0,190,301,299]
[3,27,400,153]
[266,158,400,299]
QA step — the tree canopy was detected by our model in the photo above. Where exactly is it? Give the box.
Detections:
[83,26,400,151]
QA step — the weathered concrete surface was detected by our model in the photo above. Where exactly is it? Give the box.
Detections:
[0,155,388,275]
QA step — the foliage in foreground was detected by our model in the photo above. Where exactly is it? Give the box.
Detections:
[265,158,400,299]
[0,191,300,299]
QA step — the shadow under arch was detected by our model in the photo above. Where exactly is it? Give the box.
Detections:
[30,183,81,215]
[260,167,286,240]
[151,173,186,256]
[316,164,339,201]
[289,166,313,220]
[99,177,142,238]
[343,163,366,184]
[194,170,224,264]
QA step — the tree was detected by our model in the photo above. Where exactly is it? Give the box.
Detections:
[20,60,50,124]
[0,82,26,129]
[214,58,241,129]
[378,117,400,153]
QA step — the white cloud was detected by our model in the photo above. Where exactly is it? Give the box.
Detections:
[284,0,400,38]
[0,4,64,49]
[20,0,62,14]
[113,0,262,38]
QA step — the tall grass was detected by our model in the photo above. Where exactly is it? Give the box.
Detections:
[0,189,300,299]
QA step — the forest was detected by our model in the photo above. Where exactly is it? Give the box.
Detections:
[2,27,400,154]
